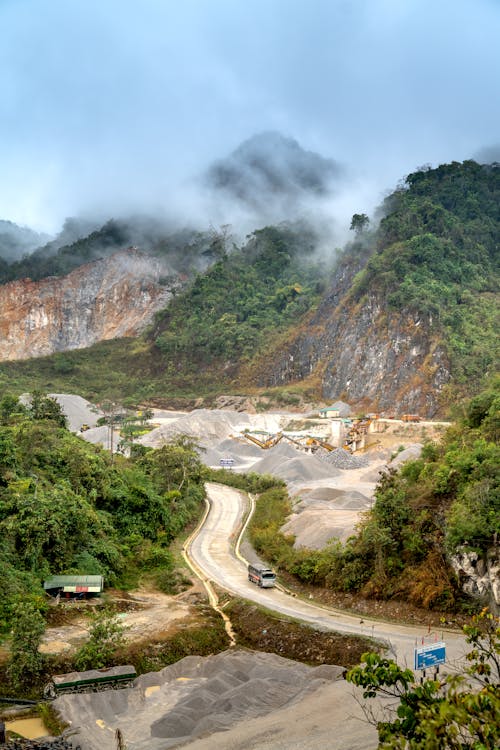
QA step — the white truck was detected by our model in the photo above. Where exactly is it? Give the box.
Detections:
[247,563,276,588]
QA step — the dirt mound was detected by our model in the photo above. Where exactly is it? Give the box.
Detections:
[139,410,251,448]
[55,650,344,750]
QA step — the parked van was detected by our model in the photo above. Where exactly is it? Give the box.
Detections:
[247,564,276,588]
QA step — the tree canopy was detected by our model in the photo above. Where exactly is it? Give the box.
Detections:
[0,393,206,633]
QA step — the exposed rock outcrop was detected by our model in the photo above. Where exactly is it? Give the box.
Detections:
[259,257,451,417]
[0,249,175,360]
[451,546,500,614]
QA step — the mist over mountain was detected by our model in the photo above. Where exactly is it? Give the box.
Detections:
[0,220,50,261]
[205,132,342,223]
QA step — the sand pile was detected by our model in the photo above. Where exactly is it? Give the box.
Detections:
[55,650,344,750]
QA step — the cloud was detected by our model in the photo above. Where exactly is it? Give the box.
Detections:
[0,0,499,233]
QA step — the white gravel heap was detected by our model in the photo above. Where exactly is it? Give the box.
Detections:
[20,393,103,432]
[316,448,369,469]
[251,451,341,483]
[138,410,252,448]
[388,444,423,467]
[55,650,344,750]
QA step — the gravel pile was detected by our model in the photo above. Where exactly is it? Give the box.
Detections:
[296,488,371,510]
[55,650,343,750]
[21,393,102,433]
[2,742,76,750]
[138,410,252,448]
[78,425,110,448]
[389,444,423,467]
[251,452,340,483]
[316,448,369,469]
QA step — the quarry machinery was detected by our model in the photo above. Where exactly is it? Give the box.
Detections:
[240,432,283,449]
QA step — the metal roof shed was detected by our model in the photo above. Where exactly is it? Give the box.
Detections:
[43,575,104,595]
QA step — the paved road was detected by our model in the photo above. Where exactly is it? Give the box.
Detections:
[188,483,466,669]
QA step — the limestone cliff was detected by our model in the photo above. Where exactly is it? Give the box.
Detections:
[0,249,175,360]
[258,257,451,417]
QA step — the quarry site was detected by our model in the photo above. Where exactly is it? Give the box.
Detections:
[0,394,460,750]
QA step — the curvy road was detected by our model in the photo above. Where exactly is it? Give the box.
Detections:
[187,483,466,670]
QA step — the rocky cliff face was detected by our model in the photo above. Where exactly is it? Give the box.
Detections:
[260,257,451,417]
[0,249,174,360]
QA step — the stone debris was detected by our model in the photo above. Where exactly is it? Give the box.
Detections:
[316,448,369,469]
[54,650,344,750]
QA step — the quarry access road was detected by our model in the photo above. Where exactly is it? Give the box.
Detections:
[188,483,466,670]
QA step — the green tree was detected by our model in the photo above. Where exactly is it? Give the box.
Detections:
[346,610,500,749]
[350,213,370,234]
[28,391,67,428]
[75,607,127,670]
[7,601,46,690]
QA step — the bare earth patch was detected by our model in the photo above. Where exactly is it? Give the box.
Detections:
[40,583,206,655]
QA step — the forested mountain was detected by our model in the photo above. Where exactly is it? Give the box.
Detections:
[0,217,218,284]
[0,160,498,415]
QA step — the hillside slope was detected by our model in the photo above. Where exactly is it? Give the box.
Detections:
[0,161,497,413]
[256,161,499,415]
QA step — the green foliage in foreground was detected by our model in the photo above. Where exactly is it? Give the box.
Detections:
[346,610,500,749]
[247,383,499,611]
[0,393,205,635]
[74,607,127,670]
[7,601,46,690]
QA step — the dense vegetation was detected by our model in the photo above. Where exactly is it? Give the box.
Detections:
[248,383,499,611]
[0,223,329,402]
[351,161,499,390]
[0,393,206,634]
[152,224,328,378]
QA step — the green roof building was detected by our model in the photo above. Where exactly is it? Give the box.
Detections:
[43,575,104,596]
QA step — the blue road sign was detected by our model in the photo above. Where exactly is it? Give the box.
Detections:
[220,458,235,467]
[414,642,446,670]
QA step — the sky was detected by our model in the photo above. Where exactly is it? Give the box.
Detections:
[1,0,499,235]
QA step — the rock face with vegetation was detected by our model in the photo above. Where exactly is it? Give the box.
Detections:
[0,249,174,360]
[261,161,499,415]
